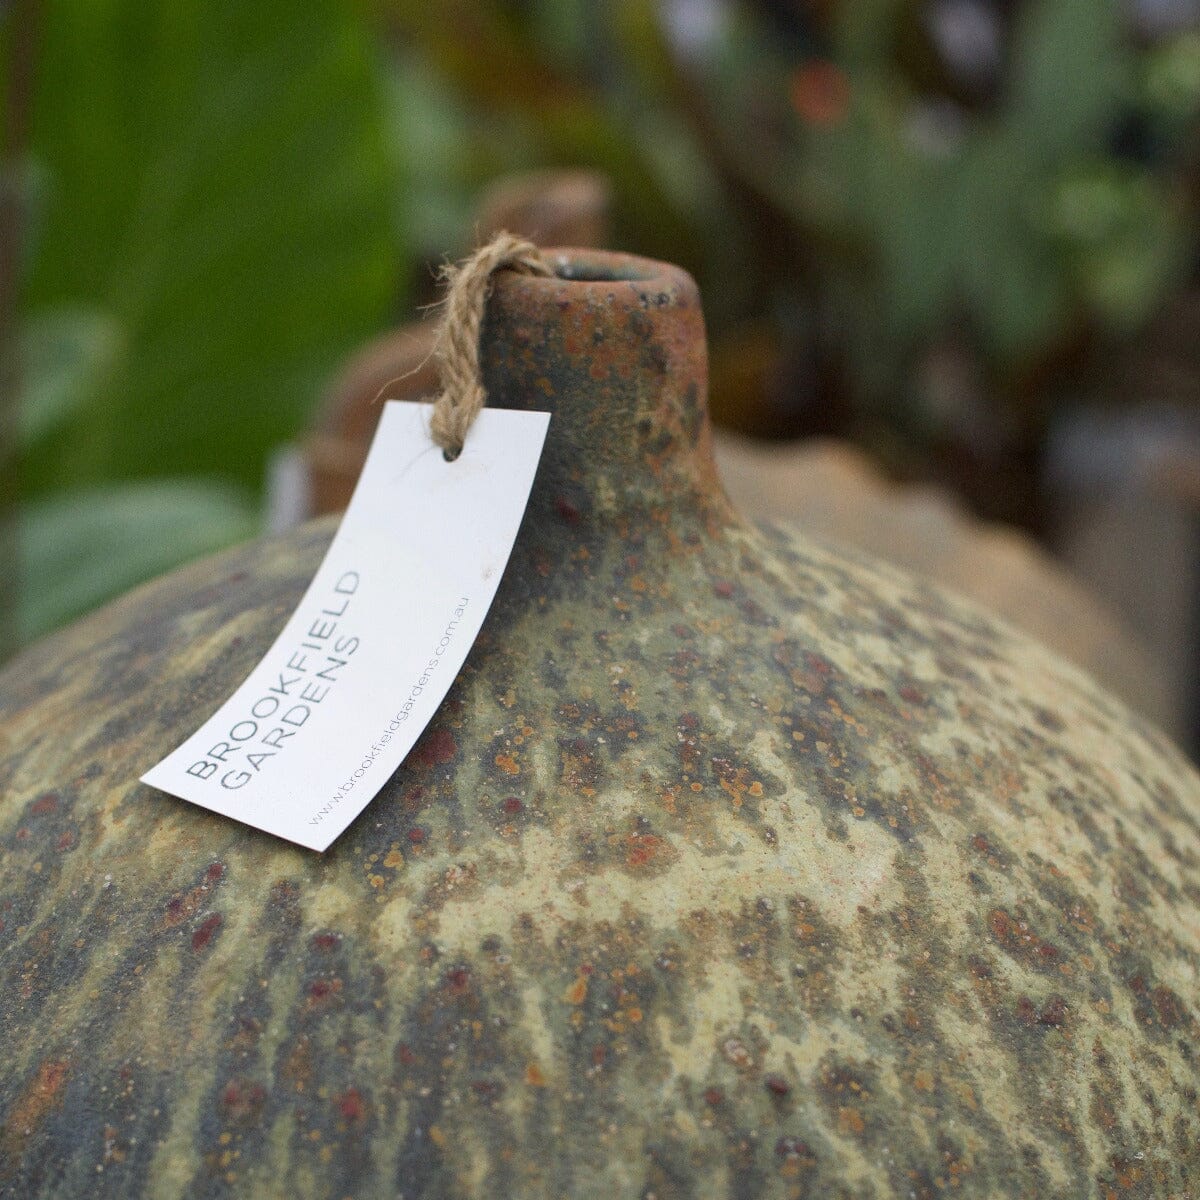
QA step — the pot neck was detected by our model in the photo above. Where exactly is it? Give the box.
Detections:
[478,248,732,527]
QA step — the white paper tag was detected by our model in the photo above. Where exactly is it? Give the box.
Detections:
[141,401,550,851]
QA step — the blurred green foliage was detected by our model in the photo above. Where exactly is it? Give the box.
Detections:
[9,0,401,646]
[379,0,759,326]
[780,0,1189,371]
[7,0,1200,652]
[381,0,1200,518]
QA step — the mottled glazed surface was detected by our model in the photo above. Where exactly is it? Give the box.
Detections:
[1,253,1198,1199]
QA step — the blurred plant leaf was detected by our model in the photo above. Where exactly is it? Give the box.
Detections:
[772,0,1150,375]
[835,0,905,67]
[19,308,120,450]
[954,132,1067,360]
[18,480,258,644]
[1005,0,1127,164]
[1047,164,1189,327]
[387,0,698,271]
[22,0,399,495]
[387,53,478,257]
[1143,32,1200,121]
[0,154,47,284]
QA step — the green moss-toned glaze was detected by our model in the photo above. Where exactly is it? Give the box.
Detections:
[1,252,1198,1199]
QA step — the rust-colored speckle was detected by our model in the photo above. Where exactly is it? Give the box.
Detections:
[837,1106,866,1136]
[775,1136,814,1161]
[220,1079,267,1123]
[1039,996,1069,1028]
[626,833,663,868]
[336,1087,365,1122]
[765,1074,791,1096]
[414,726,457,768]
[563,971,589,1005]
[988,906,1060,968]
[2,1059,70,1155]
[502,796,524,815]
[308,978,342,1003]
[1151,985,1186,1029]
[191,913,222,952]
[554,496,581,524]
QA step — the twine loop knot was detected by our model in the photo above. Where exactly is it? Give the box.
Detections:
[431,233,554,459]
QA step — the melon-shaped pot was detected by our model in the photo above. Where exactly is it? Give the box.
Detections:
[1,251,1198,1200]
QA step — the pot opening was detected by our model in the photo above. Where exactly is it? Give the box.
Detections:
[552,258,658,284]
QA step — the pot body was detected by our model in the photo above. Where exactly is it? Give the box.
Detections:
[1,252,1199,1200]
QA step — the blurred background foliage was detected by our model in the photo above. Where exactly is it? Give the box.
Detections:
[5,0,401,649]
[4,0,1200,655]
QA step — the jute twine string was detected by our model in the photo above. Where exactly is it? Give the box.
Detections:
[430,232,554,459]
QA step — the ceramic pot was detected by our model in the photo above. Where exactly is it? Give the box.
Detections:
[1,250,1197,1199]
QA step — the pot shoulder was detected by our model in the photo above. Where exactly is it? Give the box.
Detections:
[1,514,1197,1199]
